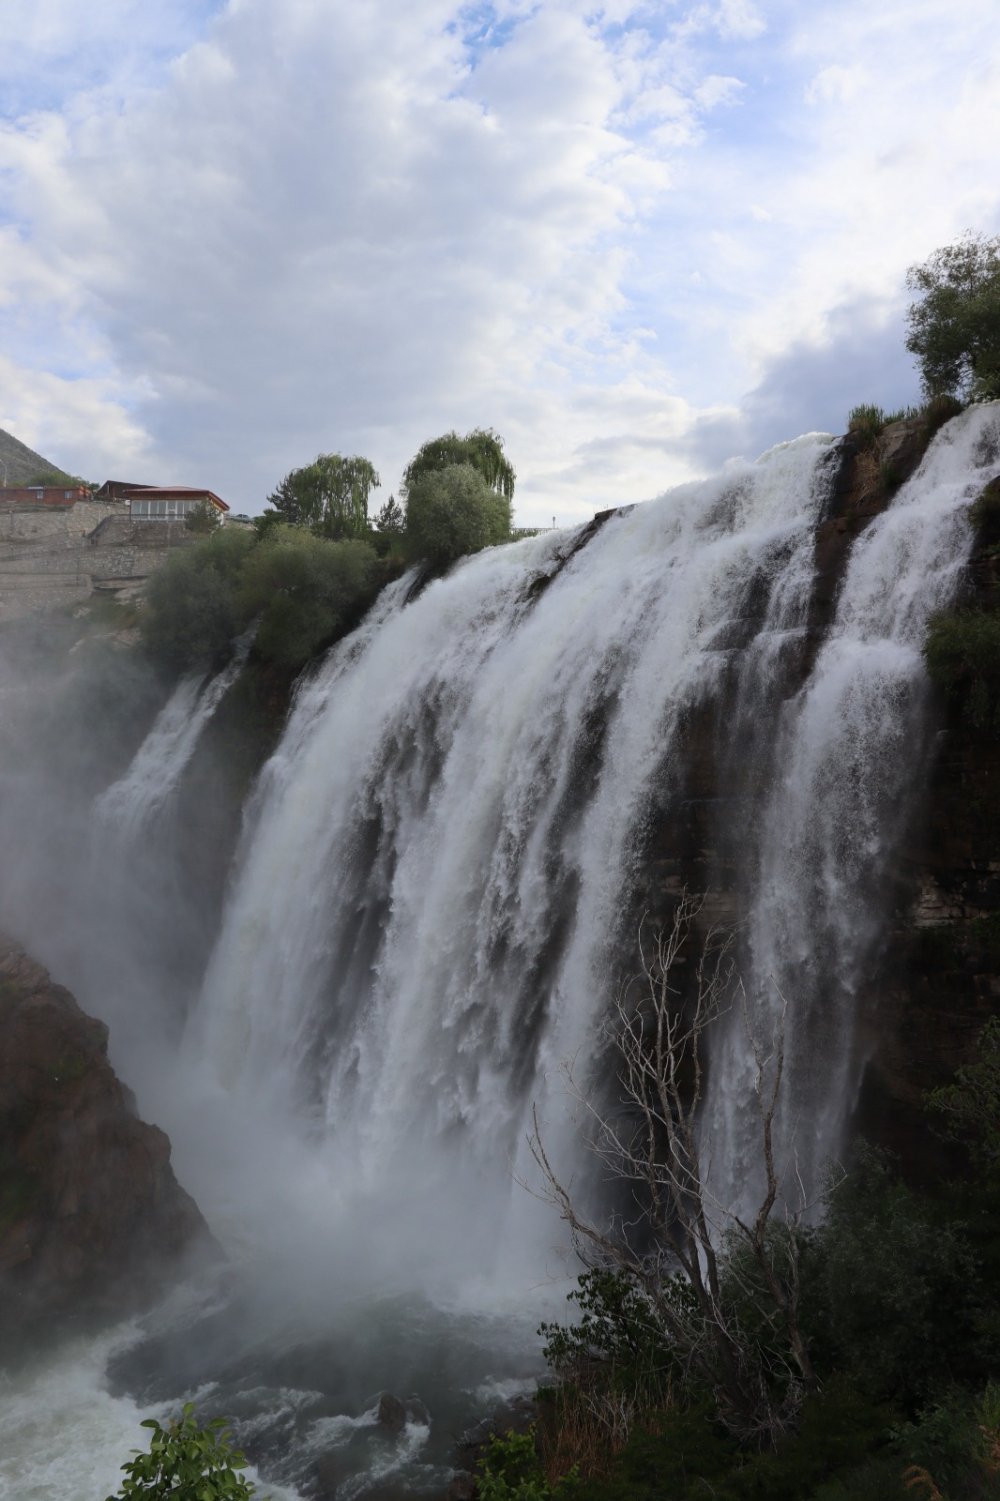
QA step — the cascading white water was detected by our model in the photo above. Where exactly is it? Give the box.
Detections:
[95,629,255,840]
[707,402,1000,1214]
[189,432,839,1288]
[3,412,996,1501]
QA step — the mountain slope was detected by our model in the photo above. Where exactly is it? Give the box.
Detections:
[0,426,70,486]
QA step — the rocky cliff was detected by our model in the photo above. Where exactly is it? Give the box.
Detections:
[0,937,212,1350]
[631,405,1000,1173]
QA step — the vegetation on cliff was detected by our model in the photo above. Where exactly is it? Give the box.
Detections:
[477,1015,1000,1501]
[140,524,394,674]
[906,233,1000,403]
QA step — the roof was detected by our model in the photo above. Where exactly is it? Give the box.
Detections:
[123,486,230,512]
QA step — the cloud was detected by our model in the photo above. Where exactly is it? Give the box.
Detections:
[681,294,923,471]
[0,0,998,524]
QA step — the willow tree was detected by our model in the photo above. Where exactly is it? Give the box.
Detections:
[402,427,516,502]
[265,453,380,539]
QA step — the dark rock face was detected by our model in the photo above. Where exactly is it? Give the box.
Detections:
[855,498,1000,1171]
[630,417,1000,1177]
[0,937,212,1347]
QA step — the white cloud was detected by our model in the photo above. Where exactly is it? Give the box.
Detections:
[0,0,997,523]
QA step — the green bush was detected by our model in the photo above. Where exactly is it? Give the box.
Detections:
[239,528,379,670]
[810,1146,979,1409]
[140,528,256,668]
[924,608,1000,735]
[106,1403,259,1500]
[477,1428,579,1500]
[928,1017,1000,1175]
[969,476,1000,539]
[848,404,889,447]
[405,462,512,569]
[540,1269,682,1398]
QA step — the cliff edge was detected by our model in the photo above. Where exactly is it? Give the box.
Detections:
[0,937,212,1348]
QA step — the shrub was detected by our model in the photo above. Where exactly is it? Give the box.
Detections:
[924,608,1000,735]
[106,1403,259,1500]
[405,462,511,569]
[185,500,221,534]
[928,1017,1000,1175]
[848,404,889,447]
[140,528,257,668]
[969,476,1000,539]
[920,391,964,435]
[810,1146,979,1409]
[477,1428,577,1500]
[239,527,379,670]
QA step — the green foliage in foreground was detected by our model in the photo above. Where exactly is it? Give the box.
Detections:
[483,1024,1000,1501]
[106,1404,259,1500]
[140,524,384,673]
[405,462,512,568]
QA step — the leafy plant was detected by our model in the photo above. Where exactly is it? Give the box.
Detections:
[105,1404,260,1500]
[185,500,221,534]
[906,233,1000,401]
[239,527,379,669]
[405,462,511,568]
[264,453,380,539]
[140,528,257,668]
[477,1428,578,1500]
[924,608,1000,736]
[848,404,889,447]
[928,1017,1000,1174]
[402,427,516,502]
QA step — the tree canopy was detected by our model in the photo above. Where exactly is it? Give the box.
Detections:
[265,453,380,538]
[905,232,1000,402]
[402,427,516,502]
[404,463,511,569]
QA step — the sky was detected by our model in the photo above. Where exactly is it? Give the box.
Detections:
[0,0,998,525]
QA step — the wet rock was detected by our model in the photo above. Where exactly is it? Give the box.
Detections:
[377,1391,408,1433]
[446,1473,477,1500]
[0,937,213,1349]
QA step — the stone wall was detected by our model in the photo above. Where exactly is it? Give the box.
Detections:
[0,504,194,621]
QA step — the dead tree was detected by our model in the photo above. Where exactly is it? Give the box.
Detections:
[527,892,819,1447]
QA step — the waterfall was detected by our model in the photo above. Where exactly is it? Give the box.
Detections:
[707,401,1000,1213]
[190,432,840,1284]
[3,411,996,1501]
[95,628,254,840]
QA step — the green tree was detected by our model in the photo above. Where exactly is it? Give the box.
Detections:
[239,526,379,669]
[905,232,1000,401]
[141,527,257,668]
[405,463,511,569]
[369,495,405,561]
[402,427,516,502]
[929,1016,1000,1174]
[265,453,380,538]
[185,500,221,534]
[106,1404,259,1500]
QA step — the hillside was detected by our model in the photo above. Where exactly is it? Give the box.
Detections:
[0,425,71,487]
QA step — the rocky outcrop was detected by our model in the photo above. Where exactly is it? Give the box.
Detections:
[0,937,212,1347]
